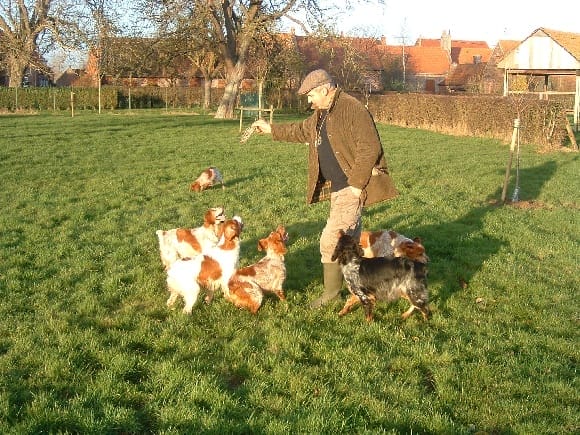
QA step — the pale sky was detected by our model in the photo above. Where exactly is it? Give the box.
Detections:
[284,0,579,47]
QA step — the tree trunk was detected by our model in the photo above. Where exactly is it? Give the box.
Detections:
[7,57,28,88]
[203,76,211,110]
[215,63,245,119]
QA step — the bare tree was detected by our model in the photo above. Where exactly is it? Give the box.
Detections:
[0,0,80,87]
[138,0,362,119]
[188,49,221,110]
[246,29,304,109]
[79,0,125,112]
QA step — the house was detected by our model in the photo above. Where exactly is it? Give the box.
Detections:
[482,40,521,94]
[439,63,487,93]
[497,27,580,126]
[290,30,486,94]
[54,29,506,98]
[371,31,492,93]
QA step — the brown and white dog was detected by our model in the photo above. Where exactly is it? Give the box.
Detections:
[165,218,243,314]
[190,166,225,192]
[155,207,226,270]
[359,230,429,263]
[226,225,289,314]
[332,230,431,322]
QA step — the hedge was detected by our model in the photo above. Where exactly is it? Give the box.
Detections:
[1,87,573,150]
[366,93,572,150]
[0,87,118,111]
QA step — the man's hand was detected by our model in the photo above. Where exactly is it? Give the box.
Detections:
[252,119,271,134]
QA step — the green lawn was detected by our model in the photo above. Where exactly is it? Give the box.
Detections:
[0,110,578,434]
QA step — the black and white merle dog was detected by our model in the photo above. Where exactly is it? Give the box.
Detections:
[331,230,431,322]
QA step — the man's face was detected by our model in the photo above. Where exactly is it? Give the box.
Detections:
[306,85,330,110]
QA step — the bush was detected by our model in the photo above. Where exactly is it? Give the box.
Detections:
[367,93,570,150]
[0,87,118,111]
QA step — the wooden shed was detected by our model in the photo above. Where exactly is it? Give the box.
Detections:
[497,27,580,128]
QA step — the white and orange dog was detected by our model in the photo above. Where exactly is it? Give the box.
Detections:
[359,229,429,263]
[165,218,243,314]
[155,207,226,270]
[226,225,289,314]
[190,166,225,192]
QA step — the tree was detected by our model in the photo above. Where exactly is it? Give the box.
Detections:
[79,0,125,112]
[139,1,384,119]
[0,0,79,87]
[246,28,304,109]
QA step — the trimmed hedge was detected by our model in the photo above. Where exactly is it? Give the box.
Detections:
[366,93,570,150]
[0,86,225,111]
[1,86,572,150]
[0,87,118,110]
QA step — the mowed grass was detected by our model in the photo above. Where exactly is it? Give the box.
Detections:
[0,110,577,434]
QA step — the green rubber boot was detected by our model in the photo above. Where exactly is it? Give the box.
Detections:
[310,262,343,309]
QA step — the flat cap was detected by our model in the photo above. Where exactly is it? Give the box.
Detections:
[297,69,334,95]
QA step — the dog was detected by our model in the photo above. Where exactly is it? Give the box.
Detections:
[190,166,225,192]
[226,225,289,314]
[359,229,429,263]
[155,207,227,270]
[165,218,243,314]
[331,230,430,322]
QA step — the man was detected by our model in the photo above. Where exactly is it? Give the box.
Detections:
[252,69,398,308]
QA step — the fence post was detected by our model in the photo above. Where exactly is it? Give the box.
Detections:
[70,91,75,117]
[501,118,520,203]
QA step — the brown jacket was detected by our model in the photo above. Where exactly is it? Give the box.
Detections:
[271,89,398,206]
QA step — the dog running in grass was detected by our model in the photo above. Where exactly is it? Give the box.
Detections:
[331,230,431,322]
[190,166,225,192]
[226,225,289,313]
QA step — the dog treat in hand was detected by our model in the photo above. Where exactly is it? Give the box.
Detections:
[240,125,256,143]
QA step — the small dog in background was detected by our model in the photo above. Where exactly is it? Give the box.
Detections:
[226,225,289,314]
[190,166,225,192]
[165,218,243,314]
[155,207,226,270]
[359,229,429,263]
[332,230,431,322]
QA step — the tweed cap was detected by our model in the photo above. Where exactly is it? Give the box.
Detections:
[297,69,334,95]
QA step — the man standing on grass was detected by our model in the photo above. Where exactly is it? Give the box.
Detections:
[251,69,398,309]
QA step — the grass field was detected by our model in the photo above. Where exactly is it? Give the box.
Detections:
[0,110,578,434]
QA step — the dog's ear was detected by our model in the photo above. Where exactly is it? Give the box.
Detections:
[356,244,364,257]
[257,238,268,251]
[224,220,240,239]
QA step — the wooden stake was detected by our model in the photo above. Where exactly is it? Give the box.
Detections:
[564,117,578,150]
[501,119,520,203]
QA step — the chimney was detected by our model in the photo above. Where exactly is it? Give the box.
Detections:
[441,30,451,53]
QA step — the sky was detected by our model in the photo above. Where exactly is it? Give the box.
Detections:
[283,0,579,47]
[52,0,578,71]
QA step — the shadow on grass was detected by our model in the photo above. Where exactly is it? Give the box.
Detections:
[365,160,558,314]
[280,219,326,298]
